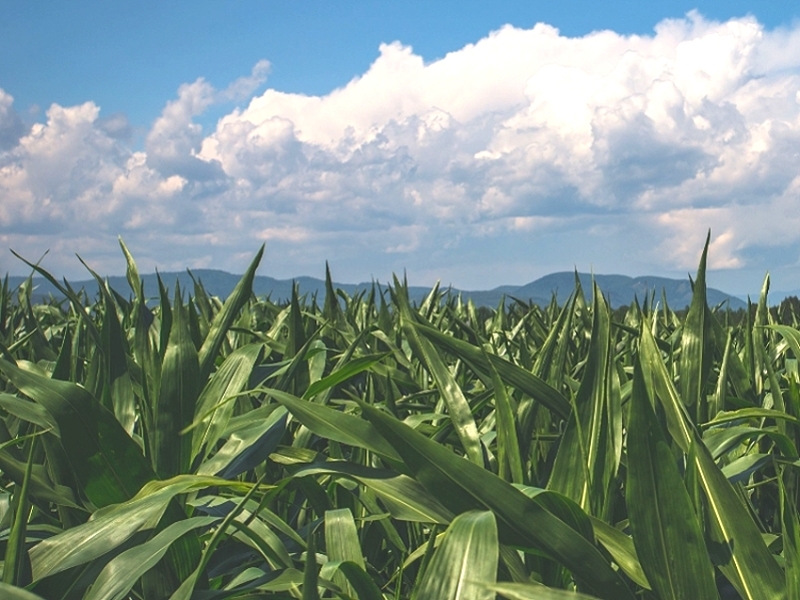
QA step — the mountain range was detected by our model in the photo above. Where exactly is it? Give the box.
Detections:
[5,269,749,310]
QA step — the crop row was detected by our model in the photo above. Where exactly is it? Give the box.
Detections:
[0,237,797,599]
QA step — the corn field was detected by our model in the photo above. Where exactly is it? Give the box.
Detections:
[0,237,798,600]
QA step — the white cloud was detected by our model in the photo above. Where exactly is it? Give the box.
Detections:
[145,78,218,178]
[146,60,272,180]
[0,89,26,151]
[1,102,120,227]
[219,59,271,102]
[3,13,800,291]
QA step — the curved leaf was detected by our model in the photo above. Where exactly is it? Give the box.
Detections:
[0,358,155,507]
[84,516,218,600]
[414,510,498,600]
[358,401,636,600]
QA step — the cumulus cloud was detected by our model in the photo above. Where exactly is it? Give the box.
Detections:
[144,60,271,181]
[0,89,26,151]
[3,13,800,290]
[145,78,220,179]
[195,12,800,278]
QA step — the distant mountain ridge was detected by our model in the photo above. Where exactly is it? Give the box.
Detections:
[6,268,747,309]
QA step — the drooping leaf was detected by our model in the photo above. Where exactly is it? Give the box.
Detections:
[588,517,650,590]
[0,358,155,507]
[198,406,287,478]
[266,388,402,463]
[83,516,219,600]
[415,321,571,420]
[29,475,236,581]
[357,401,636,600]
[286,460,454,524]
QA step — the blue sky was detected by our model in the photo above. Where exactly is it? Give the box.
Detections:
[2,1,800,294]
[3,2,794,131]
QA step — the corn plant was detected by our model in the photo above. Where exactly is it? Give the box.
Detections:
[0,235,796,599]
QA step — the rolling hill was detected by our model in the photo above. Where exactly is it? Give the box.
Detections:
[5,269,747,309]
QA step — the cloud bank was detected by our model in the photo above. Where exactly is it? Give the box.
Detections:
[2,13,800,291]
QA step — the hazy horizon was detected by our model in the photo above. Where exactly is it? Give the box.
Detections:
[2,253,786,300]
